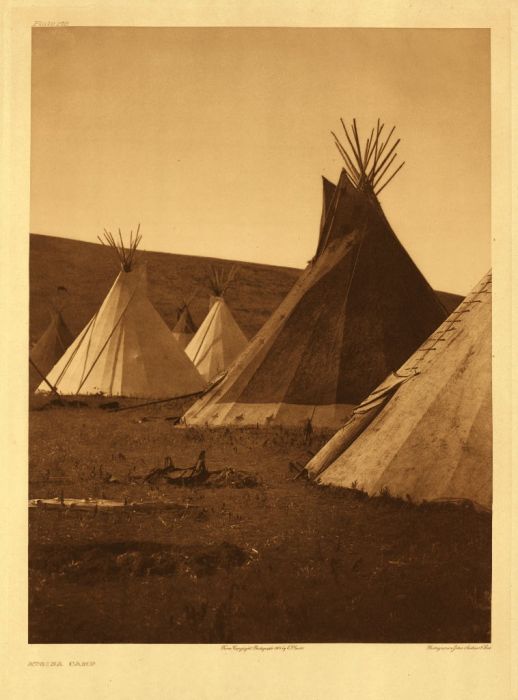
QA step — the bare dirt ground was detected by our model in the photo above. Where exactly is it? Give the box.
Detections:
[29,394,491,644]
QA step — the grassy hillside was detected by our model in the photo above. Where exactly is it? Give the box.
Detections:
[29,234,301,345]
[29,233,462,345]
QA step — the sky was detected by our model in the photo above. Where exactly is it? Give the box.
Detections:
[31,27,490,295]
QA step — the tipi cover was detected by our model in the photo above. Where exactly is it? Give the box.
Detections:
[305,271,492,510]
[172,304,198,350]
[30,307,74,378]
[183,121,447,429]
[36,232,206,399]
[185,269,248,381]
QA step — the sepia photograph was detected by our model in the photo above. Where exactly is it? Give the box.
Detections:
[27,25,494,646]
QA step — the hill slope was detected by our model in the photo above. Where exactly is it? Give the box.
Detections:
[29,234,462,346]
[29,234,301,345]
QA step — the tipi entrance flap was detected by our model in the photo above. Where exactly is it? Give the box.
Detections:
[304,374,410,479]
[353,371,413,414]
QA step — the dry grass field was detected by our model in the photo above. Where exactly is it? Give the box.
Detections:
[28,234,490,644]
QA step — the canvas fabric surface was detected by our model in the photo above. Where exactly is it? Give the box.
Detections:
[36,265,206,399]
[185,296,248,381]
[306,271,492,509]
[183,170,447,429]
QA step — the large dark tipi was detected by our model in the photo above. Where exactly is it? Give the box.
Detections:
[183,120,448,429]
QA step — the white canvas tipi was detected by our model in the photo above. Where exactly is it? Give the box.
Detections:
[36,229,206,399]
[305,271,492,510]
[185,267,248,382]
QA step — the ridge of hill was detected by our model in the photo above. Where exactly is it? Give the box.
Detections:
[29,233,463,345]
[29,234,301,344]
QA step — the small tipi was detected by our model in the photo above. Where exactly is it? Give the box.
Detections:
[183,119,448,429]
[172,300,198,349]
[305,271,492,510]
[185,266,248,382]
[30,290,74,379]
[36,228,206,399]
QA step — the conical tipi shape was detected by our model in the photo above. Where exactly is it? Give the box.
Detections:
[30,308,74,378]
[183,122,447,429]
[172,304,198,350]
[36,259,206,399]
[185,295,248,381]
[305,271,492,510]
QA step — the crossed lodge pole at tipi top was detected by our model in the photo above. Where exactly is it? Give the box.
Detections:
[331,117,405,196]
[97,224,142,272]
